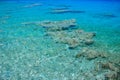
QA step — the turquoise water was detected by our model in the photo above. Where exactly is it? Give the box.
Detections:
[0,0,120,80]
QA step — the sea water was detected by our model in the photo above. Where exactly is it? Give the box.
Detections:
[0,0,120,80]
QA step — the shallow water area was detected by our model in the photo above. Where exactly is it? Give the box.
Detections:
[0,0,120,80]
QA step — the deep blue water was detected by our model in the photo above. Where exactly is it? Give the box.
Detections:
[0,0,120,80]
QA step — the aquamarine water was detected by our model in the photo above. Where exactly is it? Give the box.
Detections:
[0,0,120,80]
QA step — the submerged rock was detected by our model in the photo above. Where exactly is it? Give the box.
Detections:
[105,71,119,80]
[21,22,36,25]
[46,29,95,49]
[94,60,120,80]
[75,48,108,60]
[56,4,71,8]
[50,9,70,14]
[50,9,85,14]
[84,39,94,45]
[103,14,117,18]
[51,7,69,11]
[85,50,99,60]
[66,38,80,49]
[93,13,117,19]
[23,3,42,8]
[49,6,85,14]
[22,19,96,49]
[101,62,119,72]
[40,19,76,31]
[40,19,96,50]
[96,61,120,80]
